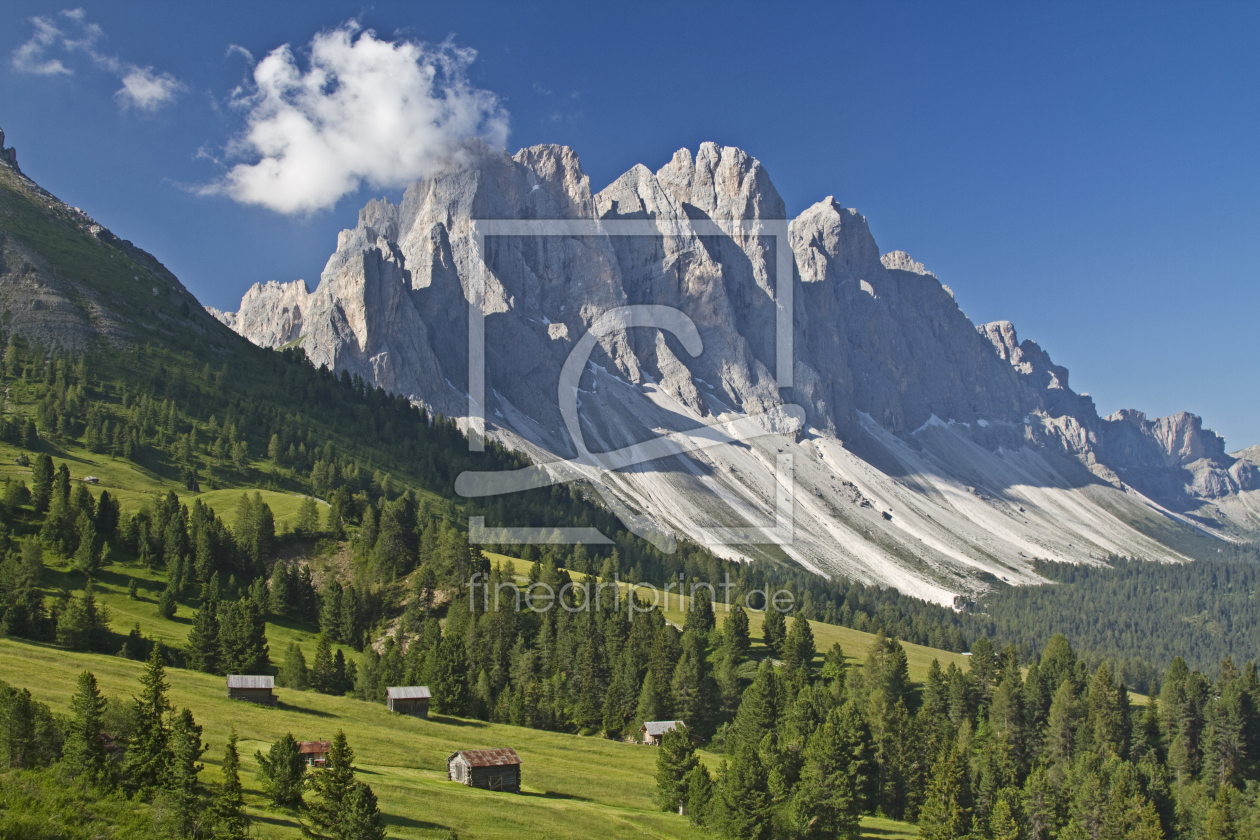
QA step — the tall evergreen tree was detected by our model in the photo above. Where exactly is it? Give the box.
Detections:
[213,728,249,840]
[63,670,109,785]
[338,781,387,840]
[788,701,870,839]
[654,724,698,814]
[186,598,220,674]
[723,603,751,663]
[670,630,718,740]
[917,742,970,840]
[762,607,786,658]
[305,730,359,839]
[256,733,306,808]
[783,614,817,684]
[122,646,173,799]
[718,745,773,840]
[168,707,207,837]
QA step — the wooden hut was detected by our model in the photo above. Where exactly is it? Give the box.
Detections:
[446,748,522,792]
[639,720,685,745]
[226,675,276,705]
[386,686,432,719]
[299,740,331,768]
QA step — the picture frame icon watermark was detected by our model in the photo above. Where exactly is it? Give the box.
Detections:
[455,218,800,553]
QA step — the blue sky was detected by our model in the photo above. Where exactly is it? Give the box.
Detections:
[2,1,1257,448]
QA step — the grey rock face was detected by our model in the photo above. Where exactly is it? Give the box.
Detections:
[218,142,1258,600]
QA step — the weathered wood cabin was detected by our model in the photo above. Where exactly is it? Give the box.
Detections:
[386,686,431,719]
[446,749,522,792]
[299,740,330,768]
[226,675,276,705]
[640,720,685,745]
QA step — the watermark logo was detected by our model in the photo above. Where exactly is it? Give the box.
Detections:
[455,219,800,552]
[468,572,796,619]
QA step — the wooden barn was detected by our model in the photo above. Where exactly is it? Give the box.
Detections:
[640,720,685,745]
[446,748,522,792]
[386,686,431,719]
[226,675,276,705]
[299,740,331,768]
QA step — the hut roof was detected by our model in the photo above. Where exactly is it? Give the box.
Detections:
[226,675,274,689]
[447,748,521,767]
[386,686,432,700]
[298,740,331,754]
[640,720,685,737]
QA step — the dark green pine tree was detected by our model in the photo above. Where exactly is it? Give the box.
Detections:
[304,730,358,839]
[654,724,698,814]
[574,625,608,731]
[213,728,249,840]
[684,762,714,826]
[917,742,971,840]
[783,614,817,685]
[279,642,310,690]
[157,583,178,619]
[761,607,786,658]
[338,781,387,840]
[789,701,870,840]
[30,452,54,512]
[168,707,208,837]
[718,745,773,840]
[218,597,270,674]
[319,580,344,642]
[186,598,220,674]
[683,587,715,636]
[728,659,784,755]
[255,733,306,808]
[63,670,110,785]
[311,634,336,694]
[431,633,469,716]
[670,630,718,740]
[722,603,751,663]
[122,646,173,800]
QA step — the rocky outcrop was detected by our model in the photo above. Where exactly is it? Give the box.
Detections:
[216,141,1259,599]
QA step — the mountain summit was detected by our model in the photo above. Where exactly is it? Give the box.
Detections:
[201,141,1254,600]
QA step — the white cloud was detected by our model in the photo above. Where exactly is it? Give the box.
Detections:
[204,23,509,215]
[116,67,184,111]
[10,15,74,75]
[10,8,183,111]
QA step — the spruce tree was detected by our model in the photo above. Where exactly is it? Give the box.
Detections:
[123,646,173,799]
[63,670,109,785]
[654,724,698,814]
[279,642,310,690]
[168,707,207,837]
[311,634,336,694]
[157,583,178,619]
[723,603,751,663]
[214,728,249,840]
[718,745,773,840]
[728,659,783,754]
[783,614,817,684]
[762,607,786,658]
[255,733,306,808]
[431,633,469,715]
[684,762,714,826]
[670,630,718,740]
[917,742,970,840]
[788,702,869,839]
[186,598,220,674]
[339,781,387,840]
[305,730,359,838]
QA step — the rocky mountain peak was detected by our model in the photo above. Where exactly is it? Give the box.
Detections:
[212,141,1260,598]
[0,127,18,173]
[880,250,934,277]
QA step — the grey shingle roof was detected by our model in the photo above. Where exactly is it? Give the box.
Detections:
[226,675,274,689]
[387,686,432,700]
[641,720,685,737]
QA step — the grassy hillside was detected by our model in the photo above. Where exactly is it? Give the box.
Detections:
[0,637,916,839]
